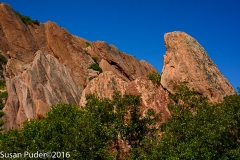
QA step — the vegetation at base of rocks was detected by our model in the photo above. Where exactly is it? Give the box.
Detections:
[15,11,40,26]
[0,92,160,159]
[0,80,7,132]
[85,42,91,48]
[89,63,102,73]
[152,81,240,159]
[147,72,161,85]
[0,52,7,131]
[0,81,239,159]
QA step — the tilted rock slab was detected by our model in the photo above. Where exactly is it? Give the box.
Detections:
[3,51,81,130]
[161,31,235,102]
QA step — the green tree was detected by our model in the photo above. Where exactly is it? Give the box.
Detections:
[0,93,160,159]
[84,92,161,159]
[154,82,240,159]
[147,72,161,85]
[0,104,113,159]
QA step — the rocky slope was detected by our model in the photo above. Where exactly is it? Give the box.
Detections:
[0,3,236,130]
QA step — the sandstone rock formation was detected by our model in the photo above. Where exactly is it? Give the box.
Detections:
[80,71,170,122]
[0,2,236,132]
[79,71,129,106]
[0,3,156,90]
[0,3,157,130]
[126,77,170,122]
[161,31,235,102]
[3,51,81,130]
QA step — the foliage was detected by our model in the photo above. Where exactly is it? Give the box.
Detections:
[15,11,40,26]
[0,80,7,132]
[0,52,7,79]
[85,92,161,159]
[154,81,240,159]
[147,72,161,85]
[85,42,91,48]
[0,93,160,159]
[0,104,113,159]
[0,52,7,66]
[89,63,102,73]
[92,57,98,63]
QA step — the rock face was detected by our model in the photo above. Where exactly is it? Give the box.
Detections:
[0,3,157,130]
[0,3,156,90]
[80,71,170,122]
[3,51,81,130]
[79,71,129,106]
[126,77,170,122]
[0,3,236,131]
[161,31,235,102]
[86,41,158,81]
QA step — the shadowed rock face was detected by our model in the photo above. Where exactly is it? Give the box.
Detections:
[161,31,235,102]
[3,51,82,130]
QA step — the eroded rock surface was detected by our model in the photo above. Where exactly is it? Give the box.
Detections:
[3,51,81,130]
[126,77,170,122]
[80,72,170,122]
[161,31,235,102]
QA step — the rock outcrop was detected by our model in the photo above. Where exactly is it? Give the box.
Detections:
[0,3,156,90]
[161,31,235,102]
[79,71,129,106]
[126,77,170,122]
[3,51,81,130]
[80,71,170,122]
[0,3,157,130]
[0,3,236,132]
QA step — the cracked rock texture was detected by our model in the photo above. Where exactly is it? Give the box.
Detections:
[3,51,81,130]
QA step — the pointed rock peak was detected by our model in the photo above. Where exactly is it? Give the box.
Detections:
[161,31,235,102]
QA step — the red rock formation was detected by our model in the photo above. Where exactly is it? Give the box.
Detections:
[0,3,156,90]
[3,51,82,130]
[86,41,158,81]
[80,72,170,122]
[79,71,128,106]
[161,31,235,102]
[126,77,170,122]
[0,3,236,132]
[0,3,38,62]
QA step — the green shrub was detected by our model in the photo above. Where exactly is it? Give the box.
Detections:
[0,53,7,65]
[85,42,91,48]
[0,93,160,159]
[89,63,102,73]
[0,80,7,131]
[147,72,161,85]
[15,11,40,25]
[153,82,240,159]
[92,57,98,63]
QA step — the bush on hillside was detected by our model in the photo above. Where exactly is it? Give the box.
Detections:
[16,11,40,25]
[147,72,161,85]
[89,63,102,73]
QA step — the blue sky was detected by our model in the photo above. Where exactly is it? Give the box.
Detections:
[3,0,240,91]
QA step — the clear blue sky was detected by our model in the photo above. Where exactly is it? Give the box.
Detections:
[3,0,240,91]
